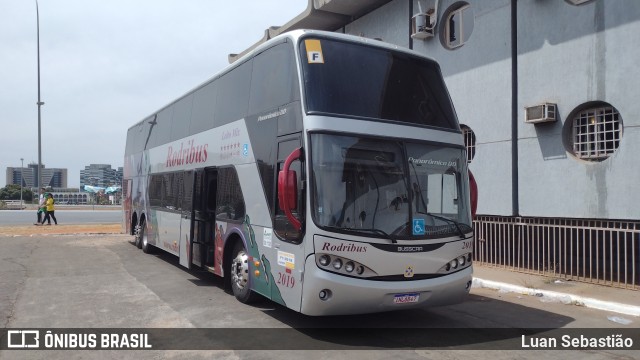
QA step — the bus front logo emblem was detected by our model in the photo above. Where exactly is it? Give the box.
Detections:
[404,266,414,278]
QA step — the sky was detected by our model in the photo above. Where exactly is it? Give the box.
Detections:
[0,0,308,188]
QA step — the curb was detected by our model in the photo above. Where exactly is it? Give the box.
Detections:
[472,277,640,318]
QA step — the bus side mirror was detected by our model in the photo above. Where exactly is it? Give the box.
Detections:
[278,148,302,230]
[469,170,478,219]
[278,170,297,210]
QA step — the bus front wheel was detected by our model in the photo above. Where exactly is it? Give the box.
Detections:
[230,242,258,303]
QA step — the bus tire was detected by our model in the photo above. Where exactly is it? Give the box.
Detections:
[134,220,143,249]
[230,242,258,304]
[140,219,152,254]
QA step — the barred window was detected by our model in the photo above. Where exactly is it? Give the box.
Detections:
[571,105,622,161]
[461,125,476,163]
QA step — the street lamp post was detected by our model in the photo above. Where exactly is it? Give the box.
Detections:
[20,158,24,209]
[36,0,44,190]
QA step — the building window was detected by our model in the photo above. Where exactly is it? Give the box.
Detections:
[442,3,474,49]
[461,125,476,163]
[570,104,622,161]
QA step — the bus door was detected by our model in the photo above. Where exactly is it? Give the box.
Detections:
[270,136,305,308]
[192,168,218,273]
[179,171,195,269]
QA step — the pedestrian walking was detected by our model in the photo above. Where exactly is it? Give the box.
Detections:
[34,187,46,225]
[41,193,58,225]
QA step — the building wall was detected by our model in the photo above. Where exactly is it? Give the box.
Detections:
[517,0,640,220]
[335,0,639,221]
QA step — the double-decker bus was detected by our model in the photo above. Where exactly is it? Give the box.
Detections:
[123,30,478,316]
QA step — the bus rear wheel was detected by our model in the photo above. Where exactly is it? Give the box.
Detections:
[135,218,152,253]
[134,221,143,249]
[230,242,258,303]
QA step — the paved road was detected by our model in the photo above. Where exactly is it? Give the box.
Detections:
[0,233,637,359]
[0,208,121,226]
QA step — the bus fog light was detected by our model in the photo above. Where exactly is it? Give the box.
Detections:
[319,255,331,267]
[319,289,332,301]
[356,265,364,275]
[332,258,343,270]
[450,259,458,269]
[345,261,355,273]
[467,253,472,263]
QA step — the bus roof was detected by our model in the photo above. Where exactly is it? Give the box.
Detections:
[127,29,439,130]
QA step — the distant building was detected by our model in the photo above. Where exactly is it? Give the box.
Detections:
[80,164,123,189]
[5,163,67,189]
[48,188,91,205]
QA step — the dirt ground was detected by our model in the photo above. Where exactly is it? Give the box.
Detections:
[0,223,122,236]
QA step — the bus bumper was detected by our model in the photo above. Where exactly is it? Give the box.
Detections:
[299,257,473,316]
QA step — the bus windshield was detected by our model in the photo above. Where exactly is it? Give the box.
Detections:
[300,37,458,130]
[311,133,472,239]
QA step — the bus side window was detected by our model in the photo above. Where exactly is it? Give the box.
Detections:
[215,167,246,222]
[249,42,298,115]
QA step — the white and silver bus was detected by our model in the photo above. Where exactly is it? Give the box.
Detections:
[123,30,478,316]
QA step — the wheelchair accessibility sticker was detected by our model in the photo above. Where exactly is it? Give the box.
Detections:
[412,219,425,236]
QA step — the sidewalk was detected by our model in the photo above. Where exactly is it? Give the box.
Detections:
[472,265,640,318]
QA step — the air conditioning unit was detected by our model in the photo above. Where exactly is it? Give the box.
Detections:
[565,0,594,5]
[411,13,435,40]
[525,103,557,124]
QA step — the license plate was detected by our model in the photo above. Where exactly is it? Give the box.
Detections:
[393,293,420,304]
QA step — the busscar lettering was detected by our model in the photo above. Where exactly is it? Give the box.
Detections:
[166,139,208,167]
[397,246,423,252]
[321,242,367,252]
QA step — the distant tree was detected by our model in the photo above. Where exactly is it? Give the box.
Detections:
[0,184,34,202]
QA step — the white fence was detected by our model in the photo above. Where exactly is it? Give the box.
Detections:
[473,216,639,290]
[1,200,27,210]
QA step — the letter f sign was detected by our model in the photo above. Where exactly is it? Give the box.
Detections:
[305,39,324,64]
[308,51,324,63]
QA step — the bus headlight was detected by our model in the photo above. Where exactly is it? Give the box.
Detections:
[319,254,331,266]
[458,256,465,266]
[344,261,355,273]
[438,253,473,273]
[332,258,343,270]
[315,254,373,278]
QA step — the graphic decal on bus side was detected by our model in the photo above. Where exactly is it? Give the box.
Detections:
[242,215,285,306]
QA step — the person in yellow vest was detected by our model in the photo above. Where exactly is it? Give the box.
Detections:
[41,193,58,225]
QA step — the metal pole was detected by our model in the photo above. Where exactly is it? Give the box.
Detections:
[20,158,24,209]
[36,0,44,190]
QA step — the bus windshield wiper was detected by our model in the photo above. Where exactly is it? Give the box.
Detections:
[426,212,467,239]
[335,227,397,244]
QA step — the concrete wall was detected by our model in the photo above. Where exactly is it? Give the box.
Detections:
[337,0,639,221]
[517,0,640,220]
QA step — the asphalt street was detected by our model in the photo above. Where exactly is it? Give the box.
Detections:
[0,208,121,226]
[0,232,637,359]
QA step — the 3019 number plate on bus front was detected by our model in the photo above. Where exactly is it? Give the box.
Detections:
[393,293,420,304]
